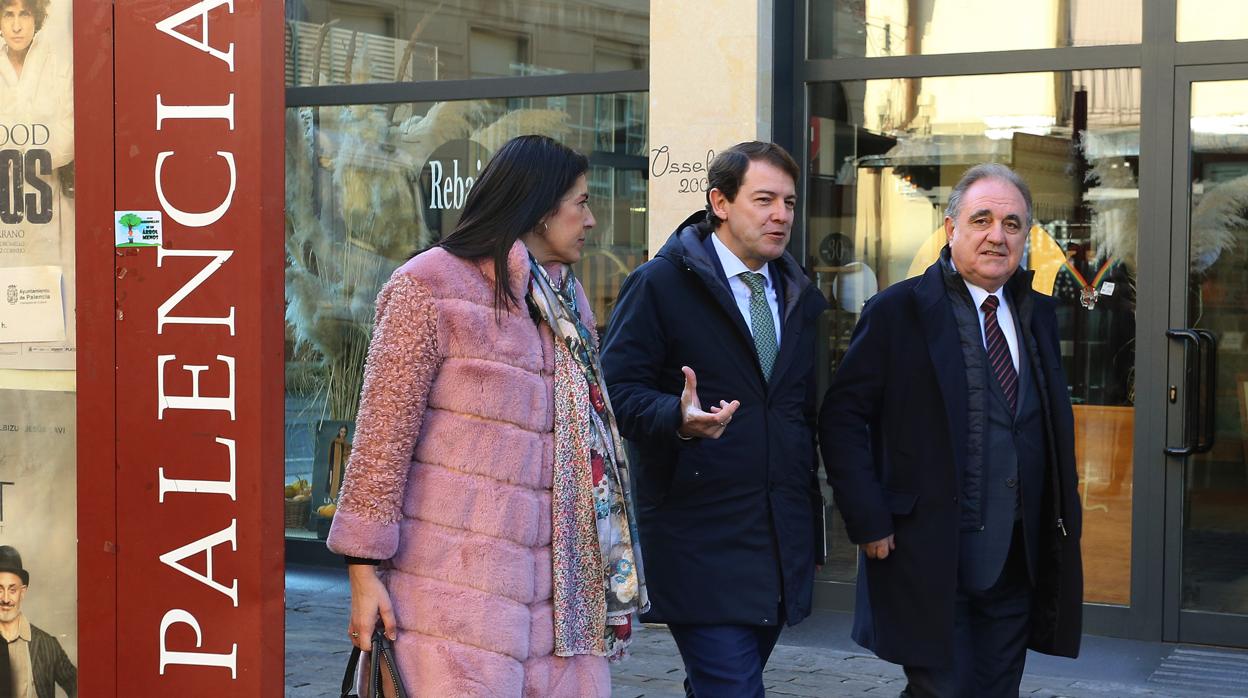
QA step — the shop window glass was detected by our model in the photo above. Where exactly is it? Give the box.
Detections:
[285,0,648,86]
[282,93,648,538]
[0,0,78,679]
[808,0,1141,59]
[808,69,1141,605]
[1178,0,1248,42]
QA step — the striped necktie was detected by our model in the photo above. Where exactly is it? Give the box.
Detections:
[981,294,1017,412]
[740,272,778,379]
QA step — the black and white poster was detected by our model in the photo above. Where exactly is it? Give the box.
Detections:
[0,0,74,371]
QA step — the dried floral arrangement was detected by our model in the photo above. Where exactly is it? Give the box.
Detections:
[283,21,570,421]
[1088,148,1243,277]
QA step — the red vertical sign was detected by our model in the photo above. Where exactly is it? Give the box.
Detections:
[110,1,284,694]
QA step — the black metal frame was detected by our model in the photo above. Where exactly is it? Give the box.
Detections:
[785,0,1248,646]
[286,69,649,107]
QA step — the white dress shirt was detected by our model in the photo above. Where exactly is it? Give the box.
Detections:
[962,280,1020,373]
[711,232,782,347]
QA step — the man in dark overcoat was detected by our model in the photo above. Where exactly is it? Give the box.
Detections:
[819,163,1083,697]
[602,141,827,697]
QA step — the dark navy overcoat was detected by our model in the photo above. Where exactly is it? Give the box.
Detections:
[818,256,1083,667]
[602,211,828,627]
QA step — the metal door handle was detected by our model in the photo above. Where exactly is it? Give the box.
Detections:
[1194,329,1217,454]
[1165,329,1201,456]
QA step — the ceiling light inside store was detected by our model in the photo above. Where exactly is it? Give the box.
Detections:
[1190,115,1248,135]
[982,115,1057,140]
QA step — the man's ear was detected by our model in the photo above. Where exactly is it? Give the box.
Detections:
[709,188,731,222]
[944,216,955,244]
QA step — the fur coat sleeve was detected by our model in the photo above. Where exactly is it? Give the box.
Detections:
[327,272,439,560]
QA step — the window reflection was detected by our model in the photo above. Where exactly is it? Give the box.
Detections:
[284,1,648,86]
[1178,0,1248,42]
[282,94,648,537]
[808,0,1141,59]
[808,70,1141,605]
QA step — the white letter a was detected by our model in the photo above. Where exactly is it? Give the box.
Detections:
[155,0,236,72]
[158,520,239,606]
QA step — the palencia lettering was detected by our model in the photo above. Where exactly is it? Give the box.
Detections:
[147,0,243,683]
[0,149,53,225]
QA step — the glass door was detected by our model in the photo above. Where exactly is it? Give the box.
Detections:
[804,70,1142,608]
[1167,65,1248,646]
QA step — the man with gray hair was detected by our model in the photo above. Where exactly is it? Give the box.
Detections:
[819,163,1083,696]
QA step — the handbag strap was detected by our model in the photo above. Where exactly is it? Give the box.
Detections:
[372,631,409,698]
[339,644,363,698]
[340,630,408,698]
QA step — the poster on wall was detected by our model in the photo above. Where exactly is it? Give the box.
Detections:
[0,389,78,696]
[307,420,355,538]
[0,0,75,371]
[0,1,78,696]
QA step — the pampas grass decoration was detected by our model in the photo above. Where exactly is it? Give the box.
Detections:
[1086,157,1139,271]
[1189,175,1246,274]
[470,109,570,152]
[397,100,486,160]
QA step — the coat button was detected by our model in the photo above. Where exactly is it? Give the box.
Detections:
[1005,477,1017,488]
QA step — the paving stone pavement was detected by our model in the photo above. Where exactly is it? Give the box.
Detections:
[286,567,1209,697]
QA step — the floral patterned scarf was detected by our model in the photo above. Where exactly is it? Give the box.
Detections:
[527,256,649,660]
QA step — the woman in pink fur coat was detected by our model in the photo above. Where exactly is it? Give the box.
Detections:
[328,135,649,697]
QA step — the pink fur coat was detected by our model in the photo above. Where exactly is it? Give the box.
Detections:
[327,241,611,697]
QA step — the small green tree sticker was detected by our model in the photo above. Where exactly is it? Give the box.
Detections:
[118,213,143,243]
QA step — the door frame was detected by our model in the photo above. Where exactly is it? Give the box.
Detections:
[1162,62,1248,646]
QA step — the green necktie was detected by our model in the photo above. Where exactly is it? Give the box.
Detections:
[740,272,778,379]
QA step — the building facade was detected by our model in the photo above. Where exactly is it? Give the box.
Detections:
[0,0,1246,693]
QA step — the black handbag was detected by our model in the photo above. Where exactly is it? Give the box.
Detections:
[340,629,408,698]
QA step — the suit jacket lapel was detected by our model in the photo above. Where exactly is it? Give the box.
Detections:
[693,232,756,350]
[914,260,969,489]
[681,231,763,390]
[686,231,827,389]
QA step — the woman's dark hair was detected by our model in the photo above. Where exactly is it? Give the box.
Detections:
[703,141,799,229]
[439,135,588,312]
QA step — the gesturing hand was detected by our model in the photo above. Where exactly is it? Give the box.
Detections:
[860,534,895,560]
[677,366,740,440]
